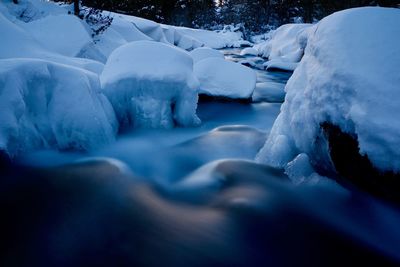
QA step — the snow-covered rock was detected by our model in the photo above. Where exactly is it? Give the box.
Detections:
[257,7,400,173]
[92,14,153,60]
[194,58,256,99]
[0,58,117,156]
[253,23,312,71]
[23,14,91,57]
[189,47,224,63]
[101,41,200,129]
[0,11,104,74]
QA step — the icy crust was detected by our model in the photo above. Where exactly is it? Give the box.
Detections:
[101,41,200,129]
[253,23,312,71]
[194,58,256,99]
[0,59,117,156]
[257,7,400,173]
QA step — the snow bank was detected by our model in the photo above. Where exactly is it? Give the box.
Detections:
[254,23,312,71]
[194,58,256,99]
[0,0,67,22]
[175,27,248,49]
[0,11,104,74]
[0,58,117,156]
[92,14,152,60]
[189,47,224,63]
[257,7,400,173]
[23,14,91,57]
[101,41,200,129]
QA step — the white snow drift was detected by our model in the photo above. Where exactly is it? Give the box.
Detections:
[194,58,256,99]
[257,7,400,173]
[101,41,200,129]
[0,58,117,156]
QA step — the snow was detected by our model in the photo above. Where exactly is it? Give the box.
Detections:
[194,57,256,99]
[253,23,313,71]
[263,60,299,72]
[257,7,400,173]
[0,11,104,74]
[23,14,91,57]
[91,14,153,60]
[175,26,251,49]
[101,41,200,129]
[240,47,259,56]
[0,58,117,156]
[189,47,224,63]
[252,81,285,103]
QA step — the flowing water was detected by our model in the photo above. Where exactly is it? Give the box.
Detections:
[6,48,400,266]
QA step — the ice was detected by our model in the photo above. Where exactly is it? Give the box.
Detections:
[194,57,256,99]
[257,7,400,173]
[189,47,224,63]
[101,40,200,129]
[0,58,117,157]
[252,81,285,103]
[263,60,299,72]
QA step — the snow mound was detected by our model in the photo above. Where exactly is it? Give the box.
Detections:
[0,0,67,22]
[194,58,256,99]
[101,41,200,129]
[0,58,117,156]
[189,47,224,63]
[0,11,104,74]
[257,7,400,173]
[254,23,312,70]
[23,14,91,57]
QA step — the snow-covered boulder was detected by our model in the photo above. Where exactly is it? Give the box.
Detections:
[257,7,400,175]
[194,58,256,99]
[0,58,117,156]
[0,11,104,74]
[189,47,224,63]
[92,14,153,60]
[101,41,200,129]
[254,23,312,71]
[23,14,91,57]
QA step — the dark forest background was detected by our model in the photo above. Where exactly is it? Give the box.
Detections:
[61,0,400,36]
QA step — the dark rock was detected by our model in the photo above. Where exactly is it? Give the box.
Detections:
[321,122,400,204]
